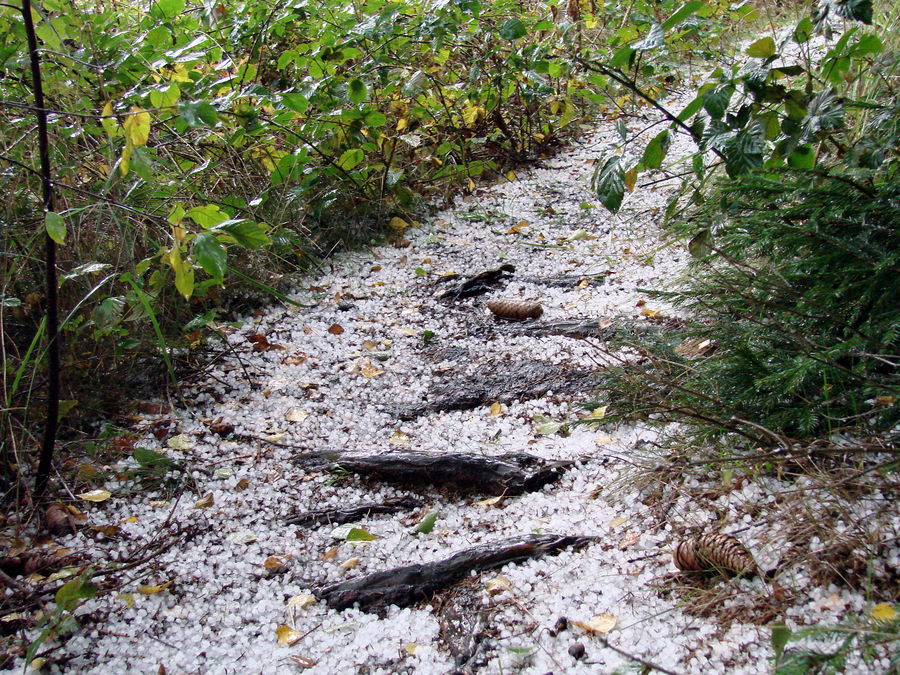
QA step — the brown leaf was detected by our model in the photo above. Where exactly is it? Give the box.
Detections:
[209,418,235,437]
[328,323,344,335]
[235,479,250,492]
[138,401,170,415]
[45,503,76,536]
[320,546,338,561]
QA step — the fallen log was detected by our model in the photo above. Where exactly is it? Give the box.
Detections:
[285,497,423,527]
[397,360,599,419]
[435,264,515,301]
[315,533,597,611]
[294,450,573,495]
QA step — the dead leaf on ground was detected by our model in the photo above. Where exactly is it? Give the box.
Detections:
[320,546,338,561]
[208,418,234,437]
[167,434,195,451]
[264,555,290,570]
[288,594,317,609]
[193,494,214,509]
[286,409,309,424]
[328,323,344,335]
[571,613,616,635]
[282,352,308,365]
[78,489,112,503]
[475,496,504,508]
[340,557,360,570]
[276,624,302,646]
[137,580,173,595]
[45,503,76,535]
[619,532,640,550]
[485,576,512,595]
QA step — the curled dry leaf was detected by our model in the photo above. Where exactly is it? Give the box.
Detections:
[78,489,112,503]
[286,408,309,423]
[193,494,214,509]
[137,580,172,595]
[276,624,302,646]
[475,495,504,508]
[571,613,616,635]
[490,402,503,417]
[320,546,338,561]
[235,479,250,492]
[327,323,344,335]
[485,576,512,595]
[282,352,308,365]
[487,299,543,320]
[209,418,234,437]
[340,557,360,570]
[45,503,76,535]
[264,555,290,570]
[287,594,317,609]
[166,434,195,451]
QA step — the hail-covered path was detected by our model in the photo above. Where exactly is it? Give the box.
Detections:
[16,87,896,675]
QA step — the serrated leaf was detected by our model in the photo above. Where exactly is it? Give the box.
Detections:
[746,37,776,58]
[194,232,227,282]
[165,434,195,453]
[592,155,625,213]
[78,489,111,502]
[45,211,66,245]
[137,580,172,595]
[276,624,302,645]
[413,511,438,534]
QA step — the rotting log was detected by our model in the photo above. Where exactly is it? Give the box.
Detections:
[315,533,597,611]
[397,360,599,420]
[294,450,573,495]
[285,497,423,527]
[435,264,515,301]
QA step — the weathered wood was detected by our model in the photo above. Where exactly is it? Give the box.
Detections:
[315,534,597,611]
[435,264,515,300]
[515,319,664,339]
[295,450,573,495]
[397,360,599,419]
[285,497,423,527]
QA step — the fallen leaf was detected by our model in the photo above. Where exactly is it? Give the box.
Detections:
[507,220,529,234]
[320,546,338,560]
[214,468,233,480]
[276,624,302,646]
[345,527,377,542]
[362,340,377,351]
[608,516,628,529]
[404,643,418,655]
[193,494,214,509]
[117,593,134,607]
[874,395,897,407]
[535,421,563,436]
[389,216,410,231]
[287,594,316,609]
[286,409,309,423]
[91,525,120,536]
[413,511,438,535]
[585,406,608,421]
[639,308,659,318]
[599,318,612,329]
[149,500,170,508]
[235,479,250,492]
[485,576,512,595]
[619,532,640,550]
[873,602,897,622]
[30,657,48,670]
[490,402,503,417]
[594,434,614,446]
[208,419,234,437]
[475,496,504,508]
[263,433,284,442]
[137,580,172,595]
[390,430,410,446]
[282,352,308,365]
[572,613,616,635]
[328,323,344,335]
[359,358,385,378]
[264,555,290,570]
[340,557,360,570]
[397,327,417,337]
[166,434,195,451]
[78,489,111,503]
[226,530,258,545]
[506,170,517,181]
[45,503,76,535]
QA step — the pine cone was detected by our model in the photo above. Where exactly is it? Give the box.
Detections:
[673,532,757,576]
[487,299,543,320]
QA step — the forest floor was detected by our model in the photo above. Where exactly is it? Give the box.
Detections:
[3,75,899,674]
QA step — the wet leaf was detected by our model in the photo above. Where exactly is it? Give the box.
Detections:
[572,613,616,635]
[166,434,195,451]
[78,489,112,502]
[345,527,377,542]
[276,624,302,646]
[137,580,172,595]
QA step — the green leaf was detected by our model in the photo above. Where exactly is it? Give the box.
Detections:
[793,16,814,43]
[45,211,66,245]
[186,204,229,228]
[149,84,180,108]
[212,220,270,249]
[345,527,378,541]
[281,93,309,114]
[179,100,218,128]
[55,575,97,613]
[413,511,438,534]
[677,94,704,122]
[610,45,635,69]
[818,0,872,24]
[771,622,792,662]
[788,144,815,169]
[592,156,625,213]
[642,130,671,169]
[365,110,387,127]
[151,0,185,20]
[194,232,227,282]
[133,448,174,468]
[746,37,776,58]
[499,18,527,40]
[348,79,367,104]
[337,148,364,171]
[662,1,705,31]
[702,85,733,120]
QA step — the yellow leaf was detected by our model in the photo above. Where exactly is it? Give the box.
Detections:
[287,594,317,609]
[286,408,309,423]
[78,489,111,502]
[119,142,132,177]
[30,657,48,671]
[359,358,385,378]
[362,340,378,351]
[640,308,659,318]
[137,580,172,595]
[873,603,897,622]
[608,516,627,529]
[390,216,410,231]
[124,106,150,146]
[572,613,616,635]
[507,220,529,234]
[506,170,517,182]
[475,495,504,507]
[404,643,419,655]
[624,168,638,193]
[390,430,410,445]
[340,557,360,570]
[585,406,608,421]
[490,402,503,417]
[167,434,195,451]
[263,433,284,442]
[397,327,417,337]
[396,117,408,132]
[276,624,302,646]
[117,593,134,608]
[594,434,613,446]
[485,576,512,595]
[101,101,118,137]
[467,178,475,192]
[193,494,214,509]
